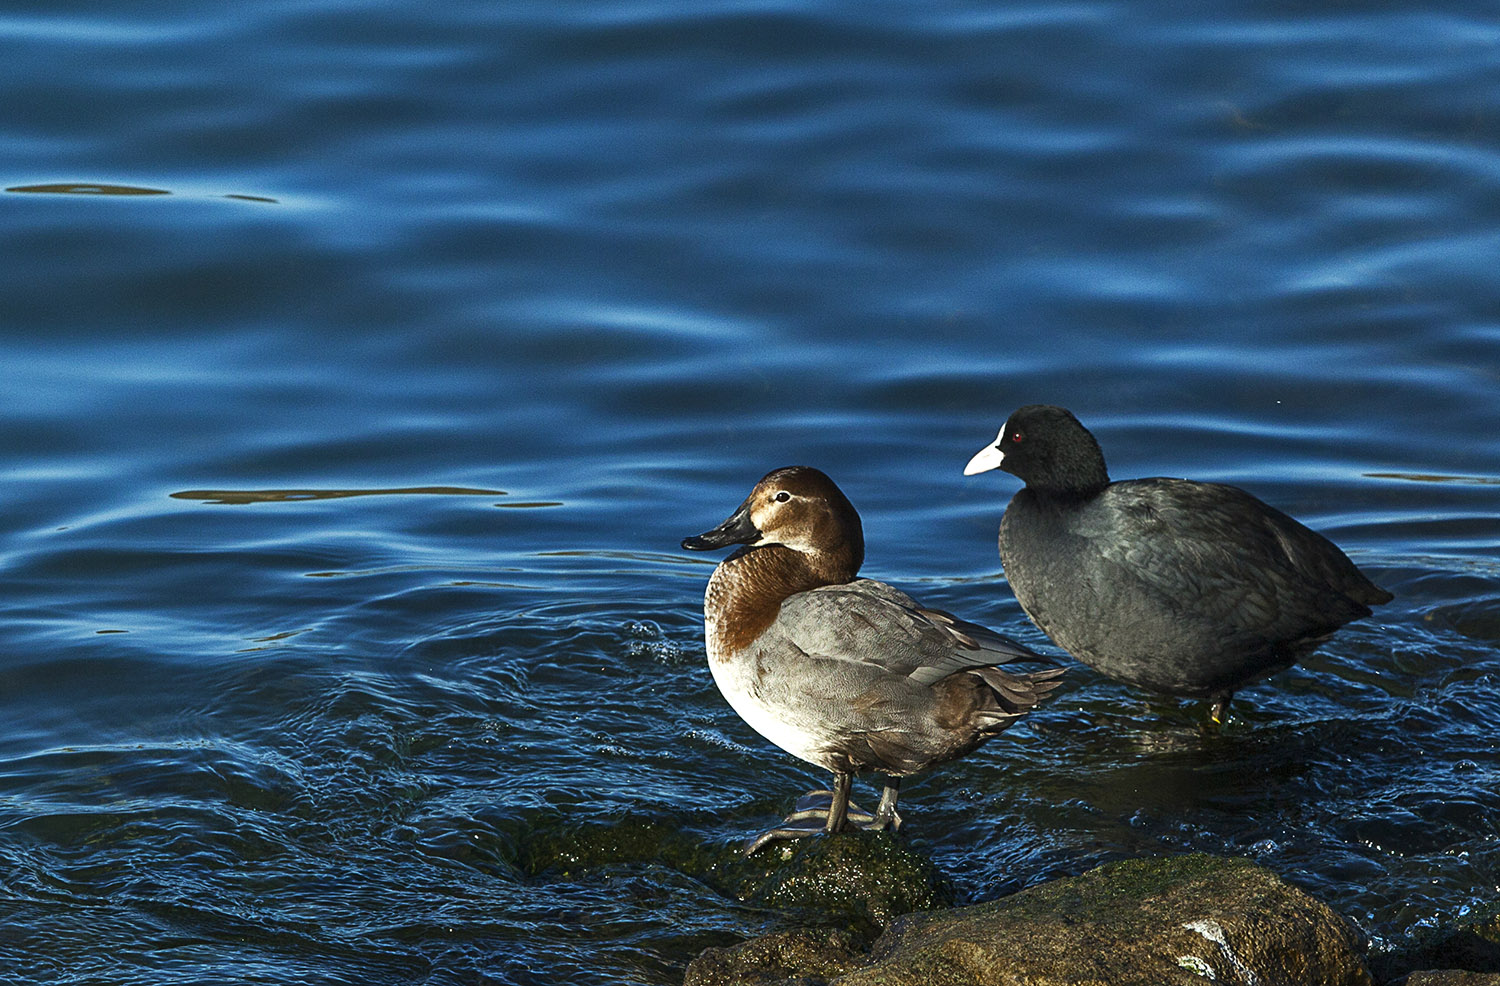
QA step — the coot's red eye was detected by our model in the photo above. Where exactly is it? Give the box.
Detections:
[1011,430,1023,443]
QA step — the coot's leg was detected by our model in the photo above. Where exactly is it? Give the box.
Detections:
[1208,692,1233,727]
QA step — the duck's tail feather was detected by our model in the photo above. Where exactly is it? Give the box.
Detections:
[971,665,1064,731]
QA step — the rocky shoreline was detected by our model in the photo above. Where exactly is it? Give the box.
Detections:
[516,814,1500,984]
[675,842,1500,986]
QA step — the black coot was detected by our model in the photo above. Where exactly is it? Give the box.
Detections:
[964,404,1392,722]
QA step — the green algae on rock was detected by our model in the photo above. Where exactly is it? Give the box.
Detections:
[847,854,1372,986]
[1373,897,1500,981]
[1398,973,1500,986]
[516,812,950,939]
[688,853,1376,986]
[517,813,712,877]
[685,928,865,986]
[725,831,954,936]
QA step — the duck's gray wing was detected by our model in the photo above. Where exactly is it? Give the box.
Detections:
[775,579,1050,688]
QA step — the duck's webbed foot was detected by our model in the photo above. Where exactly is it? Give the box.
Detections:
[741,778,903,855]
[742,790,874,855]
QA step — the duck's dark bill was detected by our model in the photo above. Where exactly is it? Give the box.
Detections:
[682,503,760,551]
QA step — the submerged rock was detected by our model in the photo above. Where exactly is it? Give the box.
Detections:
[515,811,950,937]
[689,853,1375,986]
[516,812,713,876]
[1397,973,1500,986]
[1373,899,1500,981]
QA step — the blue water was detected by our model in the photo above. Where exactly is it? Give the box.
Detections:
[1,0,1497,982]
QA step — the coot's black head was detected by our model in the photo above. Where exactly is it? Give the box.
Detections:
[964,404,1110,498]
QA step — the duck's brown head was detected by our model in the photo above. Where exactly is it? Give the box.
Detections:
[682,466,863,583]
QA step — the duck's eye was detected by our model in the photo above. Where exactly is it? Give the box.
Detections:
[773,491,791,503]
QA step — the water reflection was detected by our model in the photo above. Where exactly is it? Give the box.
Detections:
[0,0,1495,979]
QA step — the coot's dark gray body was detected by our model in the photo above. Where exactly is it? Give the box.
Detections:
[966,405,1392,716]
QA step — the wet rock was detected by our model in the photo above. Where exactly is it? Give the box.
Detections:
[1427,595,1500,643]
[723,831,954,935]
[845,854,1371,986]
[690,853,1375,986]
[685,927,862,986]
[1372,901,1500,981]
[516,812,950,936]
[1397,974,1500,986]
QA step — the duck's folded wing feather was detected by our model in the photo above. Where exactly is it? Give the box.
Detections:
[774,579,1050,688]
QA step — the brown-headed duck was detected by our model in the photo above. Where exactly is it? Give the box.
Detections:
[965,404,1392,724]
[683,465,1061,853]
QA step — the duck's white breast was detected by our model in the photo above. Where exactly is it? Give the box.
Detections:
[702,578,829,768]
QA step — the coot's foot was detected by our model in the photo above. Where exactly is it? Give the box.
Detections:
[1206,692,1233,729]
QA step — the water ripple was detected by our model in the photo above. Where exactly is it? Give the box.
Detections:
[1,0,1498,982]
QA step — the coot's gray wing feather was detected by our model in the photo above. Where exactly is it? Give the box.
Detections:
[775,578,1046,688]
[1093,480,1375,643]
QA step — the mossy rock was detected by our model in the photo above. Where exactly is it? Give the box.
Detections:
[515,811,951,937]
[722,831,954,936]
[1372,898,1500,981]
[846,853,1372,986]
[1398,972,1500,986]
[685,927,863,986]
[691,853,1375,986]
[515,812,719,876]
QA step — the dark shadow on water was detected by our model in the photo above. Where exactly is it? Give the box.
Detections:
[5,182,278,203]
[171,486,507,505]
[1367,472,1500,486]
[8,182,169,196]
